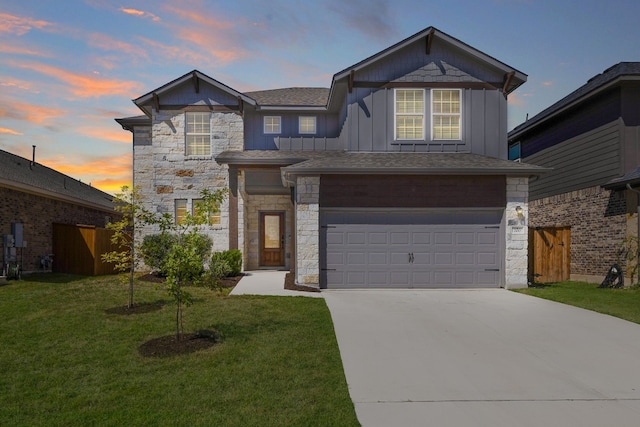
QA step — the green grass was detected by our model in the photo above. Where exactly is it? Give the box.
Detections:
[0,274,359,426]
[514,281,640,324]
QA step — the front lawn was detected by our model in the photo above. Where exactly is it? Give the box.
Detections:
[514,281,640,324]
[0,274,359,426]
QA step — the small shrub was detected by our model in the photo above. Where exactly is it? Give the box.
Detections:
[140,233,179,276]
[141,233,212,279]
[211,249,243,277]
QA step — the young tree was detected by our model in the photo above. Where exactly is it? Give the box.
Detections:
[101,185,155,308]
[154,188,228,340]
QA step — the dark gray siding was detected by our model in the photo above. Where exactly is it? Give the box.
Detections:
[243,111,339,150]
[343,87,506,155]
[160,84,239,106]
[525,120,622,200]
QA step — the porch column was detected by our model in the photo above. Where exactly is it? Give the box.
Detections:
[295,176,320,287]
[228,165,238,250]
[505,176,529,289]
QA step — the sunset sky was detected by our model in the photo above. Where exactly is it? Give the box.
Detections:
[1,0,640,194]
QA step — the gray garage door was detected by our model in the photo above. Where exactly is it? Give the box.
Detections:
[322,211,502,289]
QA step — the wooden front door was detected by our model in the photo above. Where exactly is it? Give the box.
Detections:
[260,212,285,267]
[529,226,571,283]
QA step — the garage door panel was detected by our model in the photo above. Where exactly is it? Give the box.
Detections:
[434,252,453,265]
[478,232,498,245]
[347,232,366,244]
[324,221,501,289]
[456,252,475,265]
[369,232,388,244]
[390,271,410,286]
[390,232,411,245]
[477,252,497,265]
[435,232,453,244]
[412,232,431,244]
[369,252,387,264]
[456,232,475,245]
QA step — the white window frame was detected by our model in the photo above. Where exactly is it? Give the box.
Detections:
[185,112,211,156]
[394,89,425,141]
[264,116,281,134]
[298,116,317,134]
[431,89,462,141]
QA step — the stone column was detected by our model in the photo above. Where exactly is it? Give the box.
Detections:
[505,176,529,288]
[295,176,320,287]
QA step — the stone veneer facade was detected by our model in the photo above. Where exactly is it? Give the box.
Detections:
[295,176,320,286]
[529,185,629,282]
[505,176,529,288]
[134,110,243,256]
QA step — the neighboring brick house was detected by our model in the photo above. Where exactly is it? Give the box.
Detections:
[0,149,118,275]
[117,26,545,289]
[508,62,640,283]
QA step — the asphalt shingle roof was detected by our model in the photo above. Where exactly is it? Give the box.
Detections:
[0,149,116,211]
[216,150,548,175]
[510,62,640,137]
[245,88,330,106]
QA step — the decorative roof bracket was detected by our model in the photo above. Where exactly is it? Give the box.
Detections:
[348,69,355,93]
[502,71,515,97]
[192,71,200,93]
[426,28,435,54]
[152,92,160,111]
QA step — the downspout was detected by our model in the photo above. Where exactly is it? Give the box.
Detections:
[626,183,640,283]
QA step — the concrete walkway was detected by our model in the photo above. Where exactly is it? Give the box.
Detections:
[323,289,640,426]
[229,270,322,297]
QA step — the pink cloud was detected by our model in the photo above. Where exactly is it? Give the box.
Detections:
[0,43,51,57]
[10,60,143,98]
[0,127,23,135]
[0,12,53,36]
[0,100,66,125]
[44,153,132,194]
[119,7,160,22]
[542,81,553,87]
[76,126,132,144]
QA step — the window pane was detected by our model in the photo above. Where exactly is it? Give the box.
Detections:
[193,199,221,225]
[395,89,424,140]
[264,116,281,134]
[432,90,461,140]
[175,199,187,224]
[186,112,210,156]
[264,215,281,249]
[299,116,316,134]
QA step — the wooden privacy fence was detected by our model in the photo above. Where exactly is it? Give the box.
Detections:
[52,223,122,276]
[528,226,571,283]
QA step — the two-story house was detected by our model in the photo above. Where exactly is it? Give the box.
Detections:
[117,26,545,289]
[509,63,640,284]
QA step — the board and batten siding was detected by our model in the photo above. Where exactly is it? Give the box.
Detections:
[343,86,506,155]
[243,111,339,150]
[525,120,622,200]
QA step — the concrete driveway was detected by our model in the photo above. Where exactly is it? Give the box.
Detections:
[323,289,640,426]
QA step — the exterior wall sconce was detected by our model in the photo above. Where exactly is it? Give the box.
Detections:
[515,205,525,224]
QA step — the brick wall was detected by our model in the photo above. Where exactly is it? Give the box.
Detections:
[529,185,627,279]
[0,186,116,272]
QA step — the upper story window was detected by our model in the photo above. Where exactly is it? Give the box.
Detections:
[432,89,461,140]
[185,112,211,156]
[395,89,425,140]
[299,116,317,134]
[264,116,281,134]
[175,199,187,224]
[509,142,521,161]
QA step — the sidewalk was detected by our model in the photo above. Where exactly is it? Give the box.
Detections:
[229,270,323,298]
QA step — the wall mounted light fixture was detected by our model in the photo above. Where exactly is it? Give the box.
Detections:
[515,205,525,221]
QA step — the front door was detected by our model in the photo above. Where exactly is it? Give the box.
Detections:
[260,212,285,267]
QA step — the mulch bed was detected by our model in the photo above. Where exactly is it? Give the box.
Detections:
[105,301,165,315]
[138,330,219,358]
